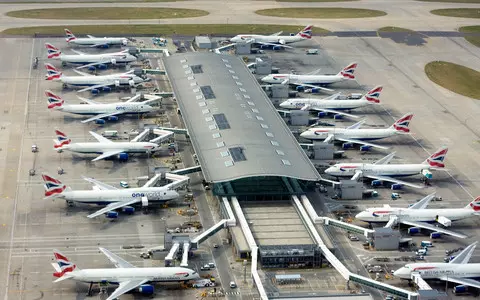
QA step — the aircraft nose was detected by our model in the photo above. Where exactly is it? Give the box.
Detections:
[355,211,366,220]
[299,131,309,138]
[324,167,334,174]
[393,267,409,279]
[279,101,289,108]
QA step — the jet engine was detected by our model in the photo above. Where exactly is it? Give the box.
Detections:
[107,116,119,121]
[102,86,112,92]
[122,206,135,214]
[95,119,106,125]
[360,145,372,152]
[138,284,154,294]
[106,211,119,219]
[407,227,420,234]
[118,153,129,161]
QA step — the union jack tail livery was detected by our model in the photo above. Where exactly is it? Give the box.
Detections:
[45,43,61,59]
[423,146,448,168]
[338,62,358,80]
[45,90,64,109]
[391,113,414,133]
[362,85,382,104]
[44,63,62,81]
[42,173,67,198]
[64,29,76,43]
[466,196,480,211]
[297,25,313,39]
[53,130,71,150]
[52,249,77,278]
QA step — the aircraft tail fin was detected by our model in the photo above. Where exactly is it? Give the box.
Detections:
[53,129,71,150]
[337,62,358,80]
[44,63,62,81]
[45,90,64,109]
[361,85,382,104]
[466,196,480,211]
[297,25,313,39]
[422,146,448,168]
[390,112,414,133]
[45,43,61,59]
[52,249,77,278]
[42,173,67,199]
[64,28,76,42]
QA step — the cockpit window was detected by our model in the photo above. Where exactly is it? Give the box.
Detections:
[192,271,197,275]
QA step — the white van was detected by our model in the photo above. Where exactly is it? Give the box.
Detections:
[416,248,428,256]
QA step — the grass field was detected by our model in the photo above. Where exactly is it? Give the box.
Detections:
[425,61,480,100]
[1,24,330,36]
[377,26,414,32]
[417,0,480,3]
[276,0,357,2]
[255,8,386,18]
[430,8,480,18]
[0,0,183,3]
[6,8,208,20]
[459,26,480,47]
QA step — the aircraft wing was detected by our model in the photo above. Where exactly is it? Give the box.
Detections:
[77,83,114,93]
[374,152,396,165]
[105,279,149,300]
[82,176,118,190]
[400,220,467,239]
[72,69,92,76]
[365,174,424,189]
[307,107,361,119]
[87,35,95,39]
[335,137,389,150]
[256,41,293,49]
[76,60,113,70]
[89,131,114,143]
[439,277,480,289]
[346,120,365,130]
[270,31,283,36]
[290,82,335,92]
[99,247,136,268]
[323,92,342,100]
[77,96,101,105]
[70,49,86,55]
[449,242,478,264]
[87,198,140,218]
[81,111,124,124]
[408,192,436,210]
[91,149,126,162]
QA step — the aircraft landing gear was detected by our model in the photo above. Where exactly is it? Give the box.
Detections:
[62,83,67,89]
[87,282,94,296]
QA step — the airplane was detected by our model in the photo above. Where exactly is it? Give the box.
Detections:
[230,25,313,49]
[261,62,358,92]
[46,90,158,124]
[300,112,413,150]
[324,146,448,189]
[44,63,150,93]
[355,193,480,239]
[45,43,137,70]
[65,28,128,48]
[280,85,382,119]
[53,129,165,162]
[51,247,199,300]
[42,173,181,218]
[393,242,480,289]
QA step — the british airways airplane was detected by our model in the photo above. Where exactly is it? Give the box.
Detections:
[64,28,128,48]
[51,247,199,300]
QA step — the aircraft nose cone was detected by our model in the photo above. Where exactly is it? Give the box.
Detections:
[279,101,288,108]
[393,267,408,279]
[324,167,334,174]
[299,131,309,138]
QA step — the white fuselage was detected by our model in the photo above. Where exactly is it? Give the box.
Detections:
[58,53,136,65]
[231,34,305,45]
[66,267,199,283]
[60,73,145,87]
[301,128,396,141]
[356,207,474,223]
[262,74,344,85]
[325,163,429,178]
[394,263,480,280]
[61,186,179,205]
[280,98,370,110]
[56,102,154,116]
[70,37,127,47]
[59,141,158,155]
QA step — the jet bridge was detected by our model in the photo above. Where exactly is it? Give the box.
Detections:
[170,165,201,176]
[149,129,174,144]
[165,242,180,266]
[412,273,432,290]
[190,197,236,249]
[154,126,188,136]
[298,195,419,300]
[180,242,190,267]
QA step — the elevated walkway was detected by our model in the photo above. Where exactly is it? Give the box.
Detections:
[155,126,188,135]
[190,197,236,249]
[180,242,190,267]
[152,92,174,98]
[170,165,201,176]
[164,173,190,190]
[412,273,432,290]
[165,242,180,266]
[298,195,419,300]
[149,129,175,144]
[231,197,268,300]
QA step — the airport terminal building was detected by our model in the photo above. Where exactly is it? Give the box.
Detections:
[163,52,332,267]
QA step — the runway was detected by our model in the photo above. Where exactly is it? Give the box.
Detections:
[0,0,479,32]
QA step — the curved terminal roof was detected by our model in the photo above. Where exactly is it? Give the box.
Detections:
[163,52,320,183]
